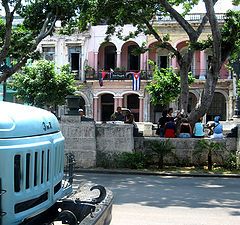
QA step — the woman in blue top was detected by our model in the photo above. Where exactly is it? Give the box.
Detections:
[194,117,205,138]
[209,116,224,139]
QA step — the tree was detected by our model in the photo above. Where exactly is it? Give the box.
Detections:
[9,60,76,108]
[148,139,177,169]
[81,0,240,125]
[194,139,225,170]
[146,60,195,106]
[0,0,89,83]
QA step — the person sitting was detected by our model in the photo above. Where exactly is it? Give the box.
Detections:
[194,117,205,138]
[157,110,168,137]
[164,117,176,138]
[124,109,134,124]
[179,118,192,138]
[209,116,224,139]
[111,106,124,121]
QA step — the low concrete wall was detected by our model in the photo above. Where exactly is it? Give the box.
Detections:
[60,116,134,168]
[60,116,96,168]
[60,116,238,167]
[134,137,237,165]
[96,123,134,153]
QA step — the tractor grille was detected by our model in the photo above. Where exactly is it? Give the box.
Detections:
[14,148,51,193]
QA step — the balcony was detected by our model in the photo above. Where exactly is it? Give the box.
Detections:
[85,68,231,81]
[154,13,226,24]
[85,70,153,80]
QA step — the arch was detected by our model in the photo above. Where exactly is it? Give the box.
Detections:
[120,91,141,97]
[148,41,172,70]
[98,42,117,70]
[96,90,116,98]
[75,91,91,115]
[121,41,140,71]
[101,93,114,121]
[122,93,140,122]
[175,39,189,50]
[206,91,227,121]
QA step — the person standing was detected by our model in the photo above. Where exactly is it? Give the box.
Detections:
[157,110,168,137]
[111,106,124,121]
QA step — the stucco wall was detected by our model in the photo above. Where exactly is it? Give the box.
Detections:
[60,116,97,168]
[134,137,237,166]
[96,123,134,153]
[60,116,238,168]
[60,116,134,168]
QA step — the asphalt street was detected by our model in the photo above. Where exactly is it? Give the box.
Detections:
[73,172,240,225]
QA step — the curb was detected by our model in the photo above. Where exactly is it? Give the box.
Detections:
[75,169,240,178]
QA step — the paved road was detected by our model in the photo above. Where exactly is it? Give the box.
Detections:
[73,173,240,225]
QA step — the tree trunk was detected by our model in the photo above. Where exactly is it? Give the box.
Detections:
[179,66,190,114]
[208,151,213,171]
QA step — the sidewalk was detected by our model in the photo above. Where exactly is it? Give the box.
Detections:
[75,168,240,178]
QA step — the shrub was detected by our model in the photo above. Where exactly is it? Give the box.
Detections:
[147,140,177,169]
[194,140,225,170]
[224,153,238,170]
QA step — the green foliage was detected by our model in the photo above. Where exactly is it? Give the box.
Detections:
[194,140,225,171]
[146,60,194,105]
[96,151,150,169]
[9,60,76,108]
[147,140,177,169]
[224,153,238,170]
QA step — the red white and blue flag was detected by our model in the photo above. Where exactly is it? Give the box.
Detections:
[132,72,141,90]
[98,71,107,86]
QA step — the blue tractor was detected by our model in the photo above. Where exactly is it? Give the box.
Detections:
[0,101,113,225]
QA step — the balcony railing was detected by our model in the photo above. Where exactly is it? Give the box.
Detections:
[85,69,231,81]
[85,70,153,80]
[154,13,226,23]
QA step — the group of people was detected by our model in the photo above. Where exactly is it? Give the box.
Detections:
[157,108,224,139]
[111,106,134,124]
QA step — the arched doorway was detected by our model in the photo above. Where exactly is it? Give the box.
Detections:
[128,45,140,70]
[66,95,85,115]
[126,94,139,122]
[188,92,197,113]
[207,92,226,121]
[101,94,114,121]
[104,45,116,70]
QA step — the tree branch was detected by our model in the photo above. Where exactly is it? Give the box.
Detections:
[204,0,222,72]
[0,1,15,65]
[157,0,198,41]
[144,19,182,62]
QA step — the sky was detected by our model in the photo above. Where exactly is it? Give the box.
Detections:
[176,0,234,13]
[0,0,237,16]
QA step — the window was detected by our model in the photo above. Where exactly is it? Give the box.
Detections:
[68,46,82,78]
[42,47,55,61]
[156,48,169,70]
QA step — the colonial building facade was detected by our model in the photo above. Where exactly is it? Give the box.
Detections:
[38,13,234,123]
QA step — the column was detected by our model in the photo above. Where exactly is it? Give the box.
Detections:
[139,97,144,122]
[117,51,121,69]
[94,52,98,72]
[140,54,144,71]
[171,56,177,69]
[93,97,98,121]
[114,97,119,112]
[118,97,123,108]
[199,51,206,79]
[144,52,149,71]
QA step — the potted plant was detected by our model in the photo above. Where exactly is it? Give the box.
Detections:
[85,65,95,78]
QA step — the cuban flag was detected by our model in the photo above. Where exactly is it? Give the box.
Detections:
[132,72,141,90]
[98,71,107,87]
